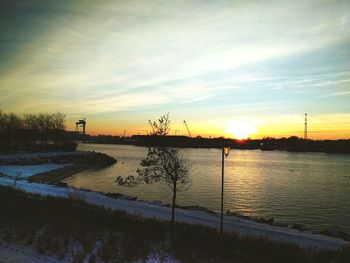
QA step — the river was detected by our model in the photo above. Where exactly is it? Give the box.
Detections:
[64,143,350,232]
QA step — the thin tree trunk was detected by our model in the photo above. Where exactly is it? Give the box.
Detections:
[171,187,177,228]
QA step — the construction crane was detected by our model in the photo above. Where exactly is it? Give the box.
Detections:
[75,118,86,135]
[148,120,155,134]
[183,120,192,138]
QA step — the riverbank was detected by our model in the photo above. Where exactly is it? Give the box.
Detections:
[1,185,349,262]
[0,175,348,251]
[0,151,117,184]
[0,149,349,252]
[71,143,350,234]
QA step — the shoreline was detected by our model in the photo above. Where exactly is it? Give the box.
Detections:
[0,175,348,250]
[0,150,349,248]
[2,185,349,262]
[80,137,350,155]
[79,189,350,242]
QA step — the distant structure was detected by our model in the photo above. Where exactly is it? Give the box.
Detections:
[75,118,86,135]
[183,120,192,138]
[304,113,308,140]
[148,120,155,134]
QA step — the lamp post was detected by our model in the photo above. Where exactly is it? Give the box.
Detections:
[220,146,230,235]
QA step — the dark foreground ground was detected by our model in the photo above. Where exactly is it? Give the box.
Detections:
[0,186,349,263]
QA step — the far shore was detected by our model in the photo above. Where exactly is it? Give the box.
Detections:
[77,134,350,154]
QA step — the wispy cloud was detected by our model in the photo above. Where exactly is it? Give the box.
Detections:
[331,90,350,96]
[0,0,350,137]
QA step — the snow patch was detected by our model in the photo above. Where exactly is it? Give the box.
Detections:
[0,176,348,250]
[0,240,69,263]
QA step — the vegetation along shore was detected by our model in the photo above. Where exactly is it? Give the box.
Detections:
[1,185,350,262]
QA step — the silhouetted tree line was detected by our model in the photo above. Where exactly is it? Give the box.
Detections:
[261,136,350,154]
[80,134,130,144]
[127,135,350,154]
[0,111,77,153]
[130,135,259,149]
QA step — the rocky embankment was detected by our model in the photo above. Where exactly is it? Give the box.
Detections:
[0,151,116,166]
[225,209,350,242]
[0,151,117,184]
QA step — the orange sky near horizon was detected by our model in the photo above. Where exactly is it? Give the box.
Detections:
[1,1,350,140]
[66,114,350,140]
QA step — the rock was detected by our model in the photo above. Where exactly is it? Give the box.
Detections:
[292,224,309,231]
[105,192,137,201]
[266,218,274,225]
[256,217,266,223]
[226,209,238,216]
[180,205,216,215]
[321,226,350,241]
[122,195,137,201]
[79,188,91,192]
[55,182,67,187]
[273,222,288,227]
[105,192,124,199]
[254,217,286,226]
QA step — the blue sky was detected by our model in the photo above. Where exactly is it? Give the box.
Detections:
[0,0,349,138]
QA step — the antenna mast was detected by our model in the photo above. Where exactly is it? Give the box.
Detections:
[304,113,308,140]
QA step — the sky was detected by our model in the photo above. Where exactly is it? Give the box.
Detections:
[1,0,350,139]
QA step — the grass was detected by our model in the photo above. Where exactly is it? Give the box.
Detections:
[0,185,349,262]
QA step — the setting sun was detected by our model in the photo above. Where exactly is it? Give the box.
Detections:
[225,121,257,140]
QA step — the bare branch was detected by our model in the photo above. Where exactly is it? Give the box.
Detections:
[116,113,192,227]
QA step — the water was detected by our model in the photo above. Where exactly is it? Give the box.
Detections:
[65,143,350,232]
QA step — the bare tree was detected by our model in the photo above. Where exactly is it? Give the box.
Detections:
[116,113,192,228]
[51,112,65,130]
[0,111,23,151]
[24,113,39,130]
[149,112,171,136]
[0,110,68,152]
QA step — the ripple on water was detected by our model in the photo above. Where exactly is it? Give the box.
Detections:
[64,144,350,232]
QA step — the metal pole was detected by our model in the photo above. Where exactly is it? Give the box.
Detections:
[220,147,224,234]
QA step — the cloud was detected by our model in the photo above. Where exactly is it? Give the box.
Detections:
[0,0,350,138]
[331,91,350,96]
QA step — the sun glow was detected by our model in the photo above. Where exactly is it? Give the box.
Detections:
[225,121,256,140]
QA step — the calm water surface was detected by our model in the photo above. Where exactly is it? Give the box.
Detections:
[65,143,350,232]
